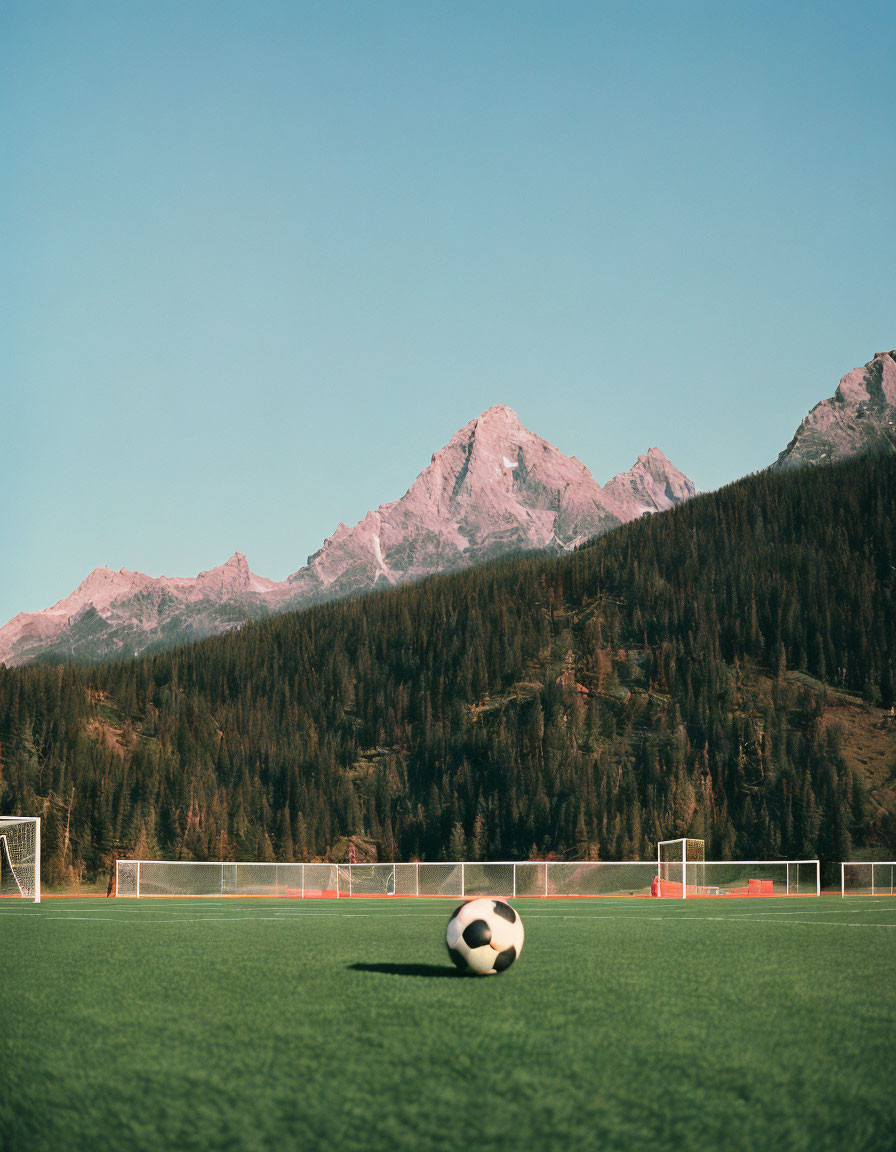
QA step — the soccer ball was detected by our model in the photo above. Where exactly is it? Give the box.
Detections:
[445,898,524,975]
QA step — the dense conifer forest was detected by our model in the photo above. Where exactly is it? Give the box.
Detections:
[1,456,894,886]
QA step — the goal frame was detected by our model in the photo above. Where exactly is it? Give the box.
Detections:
[657,838,705,899]
[0,816,41,903]
[841,861,896,896]
[656,841,819,899]
[115,859,345,900]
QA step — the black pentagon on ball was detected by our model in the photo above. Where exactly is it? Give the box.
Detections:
[451,903,467,921]
[462,919,492,948]
[492,900,517,924]
[447,945,468,970]
[493,945,517,973]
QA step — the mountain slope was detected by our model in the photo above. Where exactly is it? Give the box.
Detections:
[0,554,281,667]
[775,350,896,469]
[0,406,694,666]
[286,405,694,600]
[1,455,892,883]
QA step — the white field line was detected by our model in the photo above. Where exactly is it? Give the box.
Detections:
[0,900,230,911]
[3,909,895,928]
[2,897,885,912]
[14,896,890,914]
[716,909,896,918]
[0,910,449,922]
[679,917,896,928]
[628,906,896,919]
[648,903,896,918]
[522,914,896,928]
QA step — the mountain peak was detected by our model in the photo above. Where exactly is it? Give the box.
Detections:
[775,349,896,470]
[441,405,525,452]
[603,448,697,517]
[194,552,281,598]
[67,565,145,599]
[0,407,695,666]
[288,406,694,602]
[476,404,522,424]
[198,552,249,577]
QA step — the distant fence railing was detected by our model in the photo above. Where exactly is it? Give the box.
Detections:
[115,858,820,899]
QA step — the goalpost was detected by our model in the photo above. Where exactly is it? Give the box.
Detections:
[657,839,819,897]
[115,859,341,898]
[0,817,41,903]
[657,838,705,898]
[842,862,896,896]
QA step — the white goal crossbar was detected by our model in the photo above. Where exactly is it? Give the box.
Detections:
[841,862,896,896]
[0,816,41,903]
[114,857,821,900]
[656,839,818,899]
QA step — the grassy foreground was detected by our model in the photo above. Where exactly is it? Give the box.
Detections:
[1,896,894,1152]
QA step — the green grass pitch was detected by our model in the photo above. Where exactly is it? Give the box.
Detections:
[1,896,894,1151]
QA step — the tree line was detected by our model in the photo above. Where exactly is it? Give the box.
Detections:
[0,455,893,885]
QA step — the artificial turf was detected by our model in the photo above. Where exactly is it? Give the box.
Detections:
[1,896,894,1152]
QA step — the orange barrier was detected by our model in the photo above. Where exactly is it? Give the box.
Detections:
[656,876,787,898]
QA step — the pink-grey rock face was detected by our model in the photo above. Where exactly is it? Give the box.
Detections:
[0,554,283,667]
[0,406,695,666]
[287,406,695,601]
[774,351,896,470]
[603,446,696,519]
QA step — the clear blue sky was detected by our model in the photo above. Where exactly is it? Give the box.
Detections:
[3,1,894,624]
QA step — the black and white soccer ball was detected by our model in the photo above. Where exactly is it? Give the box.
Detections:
[445,898,524,975]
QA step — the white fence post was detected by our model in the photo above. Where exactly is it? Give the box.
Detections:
[108,856,831,900]
[34,818,41,903]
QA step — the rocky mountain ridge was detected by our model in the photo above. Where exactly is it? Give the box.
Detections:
[286,405,694,602]
[775,350,896,469]
[0,405,694,666]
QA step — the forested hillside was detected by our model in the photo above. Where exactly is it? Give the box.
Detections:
[2,456,894,886]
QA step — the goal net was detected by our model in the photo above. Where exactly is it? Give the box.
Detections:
[656,838,704,898]
[113,856,821,899]
[657,841,818,897]
[842,862,896,896]
[0,817,41,903]
[115,860,339,898]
